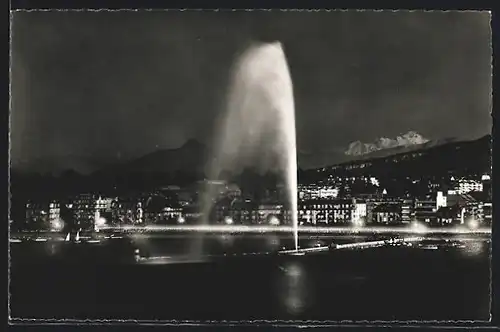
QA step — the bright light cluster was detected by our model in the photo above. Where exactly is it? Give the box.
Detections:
[50,218,65,232]
[352,218,365,228]
[95,217,107,227]
[269,216,280,226]
[467,218,479,230]
[411,221,427,234]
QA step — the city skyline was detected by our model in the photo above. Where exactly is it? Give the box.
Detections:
[11,10,492,173]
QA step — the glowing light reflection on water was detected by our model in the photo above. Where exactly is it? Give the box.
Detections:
[277,261,310,315]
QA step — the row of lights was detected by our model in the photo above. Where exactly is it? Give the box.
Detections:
[49,216,109,232]
[51,214,482,231]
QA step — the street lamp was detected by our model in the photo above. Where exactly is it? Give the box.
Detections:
[50,218,65,232]
[467,218,479,230]
[411,220,427,233]
[269,215,280,226]
[95,217,107,227]
[352,217,365,228]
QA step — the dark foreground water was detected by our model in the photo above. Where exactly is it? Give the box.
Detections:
[9,234,491,322]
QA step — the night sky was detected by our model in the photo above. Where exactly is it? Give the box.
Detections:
[11,10,492,173]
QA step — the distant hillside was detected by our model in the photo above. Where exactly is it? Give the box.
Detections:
[297,135,459,170]
[91,134,491,186]
[304,134,491,181]
[112,139,208,175]
[119,140,208,173]
[92,139,210,189]
[297,150,348,170]
[12,154,108,176]
[347,136,460,162]
[11,134,491,198]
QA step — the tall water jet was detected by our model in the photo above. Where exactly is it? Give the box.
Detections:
[200,41,299,252]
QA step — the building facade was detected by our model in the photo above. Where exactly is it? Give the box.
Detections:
[299,185,339,200]
[25,201,60,230]
[298,199,354,225]
[72,194,96,230]
[414,197,437,224]
[143,195,182,225]
[351,201,367,224]
[436,205,461,225]
[372,203,401,225]
[401,199,413,224]
[457,179,483,195]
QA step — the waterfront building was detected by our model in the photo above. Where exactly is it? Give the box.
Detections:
[414,197,437,224]
[481,174,492,201]
[372,203,401,225]
[436,191,447,209]
[436,205,461,225]
[214,197,236,224]
[298,199,354,225]
[256,202,289,225]
[478,201,493,226]
[48,201,61,224]
[182,204,203,224]
[220,198,290,225]
[115,197,139,224]
[25,200,60,230]
[227,199,256,225]
[144,195,182,224]
[72,194,96,230]
[95,196,113,217]
[352,200,367,224]
[401,199,413,224]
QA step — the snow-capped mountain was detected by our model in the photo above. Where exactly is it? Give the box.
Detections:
[345,131,429,156]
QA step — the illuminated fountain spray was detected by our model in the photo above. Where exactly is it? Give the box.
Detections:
[201,42,299,252]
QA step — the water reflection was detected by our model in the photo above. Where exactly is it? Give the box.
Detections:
[46,242,61,256]
[277,260,310,315]
[218,234,235,247]
[265,234,281,251]
[461,241,487,258]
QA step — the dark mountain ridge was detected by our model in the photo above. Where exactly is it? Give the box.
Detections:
[10,134,491,198]
[302,134,491,182]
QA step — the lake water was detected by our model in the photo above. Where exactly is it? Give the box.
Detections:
[9,233,491,322]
